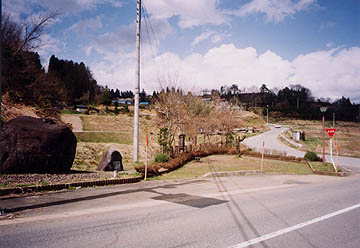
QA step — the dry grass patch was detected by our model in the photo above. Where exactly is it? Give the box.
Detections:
[73,142,158,172]
[155,155,312,180]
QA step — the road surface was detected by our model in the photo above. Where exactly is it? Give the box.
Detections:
[244,126,360,173]
[1,174,360,248]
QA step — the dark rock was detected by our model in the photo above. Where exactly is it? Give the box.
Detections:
[97,149,123,171]
[0,116,77,173]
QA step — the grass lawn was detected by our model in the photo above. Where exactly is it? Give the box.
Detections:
[154,155,313,180]
[309,162,338,173]
[75,132,132,144]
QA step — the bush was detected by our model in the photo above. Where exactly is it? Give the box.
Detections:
[155,153,169,163]
[304,151,319,161]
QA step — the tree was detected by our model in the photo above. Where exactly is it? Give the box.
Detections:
[2,13,58,54]
[99,86,112,106]
[2,13,66,108]
[48,55,98,105]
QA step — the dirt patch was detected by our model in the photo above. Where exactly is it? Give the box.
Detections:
[61,114,83,131]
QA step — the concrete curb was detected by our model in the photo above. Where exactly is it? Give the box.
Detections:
[0,176,143,197]
[280,133,303,148]
[202,170,262,178]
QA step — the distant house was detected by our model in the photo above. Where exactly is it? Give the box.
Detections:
[112,98,133,105]
[73,105,88,113]
[140,102,149,105]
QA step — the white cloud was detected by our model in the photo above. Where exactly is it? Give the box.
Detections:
[291,47,360,101]
[87,16,172,57]
[69,16,103,35]
[92,44,360,103]
[211,33,230,43]
[191,31,231,48]
[191,31,215,48]
[233,0,317,23]
[143,0,228,28]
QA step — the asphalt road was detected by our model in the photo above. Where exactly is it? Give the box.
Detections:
[1,174,360,248]
[243,126,360,173]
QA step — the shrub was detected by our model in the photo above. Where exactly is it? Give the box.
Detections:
[155,153,169,163]
[304,151,319,161]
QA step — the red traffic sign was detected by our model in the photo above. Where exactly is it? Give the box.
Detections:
[326,128,337,138]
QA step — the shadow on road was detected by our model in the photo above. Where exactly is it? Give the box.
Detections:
[4,180,209,213]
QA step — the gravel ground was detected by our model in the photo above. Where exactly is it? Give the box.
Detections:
[0,171,136,188]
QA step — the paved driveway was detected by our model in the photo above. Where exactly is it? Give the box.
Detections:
[243,126,360,173]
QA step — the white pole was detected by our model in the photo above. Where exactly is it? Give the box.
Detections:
[329,138,337,172]
[145,145,148,180]
[133,0,141,162]
[261,141,264,173]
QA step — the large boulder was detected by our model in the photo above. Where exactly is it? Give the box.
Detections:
[97,149,123,171]
[0,116,77,173]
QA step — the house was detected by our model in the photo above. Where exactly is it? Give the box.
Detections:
[73,105,88,113]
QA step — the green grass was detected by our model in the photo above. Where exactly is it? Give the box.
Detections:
[61,110,82,115]
[303,137,322,146]
[310,162,338,173]
[153,155,312,180]
[75,132,132,144]
[15,183,36,187]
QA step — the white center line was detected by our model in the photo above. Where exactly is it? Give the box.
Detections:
[228,203,360,248]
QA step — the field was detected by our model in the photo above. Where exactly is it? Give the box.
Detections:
[278,119,360,157]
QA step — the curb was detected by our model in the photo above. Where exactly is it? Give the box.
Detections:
[202,170,262,178]
[0,176,143,197]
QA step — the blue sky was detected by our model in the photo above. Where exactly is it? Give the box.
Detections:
[5,0,360,102]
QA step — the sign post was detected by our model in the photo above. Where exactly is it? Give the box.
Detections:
[326,128,337,172]
[261,141,264,173]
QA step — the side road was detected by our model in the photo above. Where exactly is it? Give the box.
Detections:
[244,126,360,173]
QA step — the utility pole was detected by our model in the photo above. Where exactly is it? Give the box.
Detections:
[266,105,269,125]
[133,0,141,162]
[297,97,299,110]
[333,113,335,127]
[0,0,2,129]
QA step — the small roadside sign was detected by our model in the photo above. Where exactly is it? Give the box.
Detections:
[326,128,337,138]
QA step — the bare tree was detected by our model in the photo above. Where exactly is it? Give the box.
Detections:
[2,12,58,54]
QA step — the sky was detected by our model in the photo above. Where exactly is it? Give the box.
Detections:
[4,0,360,102]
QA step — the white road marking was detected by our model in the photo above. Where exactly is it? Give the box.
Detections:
[228,203,360,248]
[0,184,295,226]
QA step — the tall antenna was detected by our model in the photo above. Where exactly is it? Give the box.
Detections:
[133,0,141,162]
